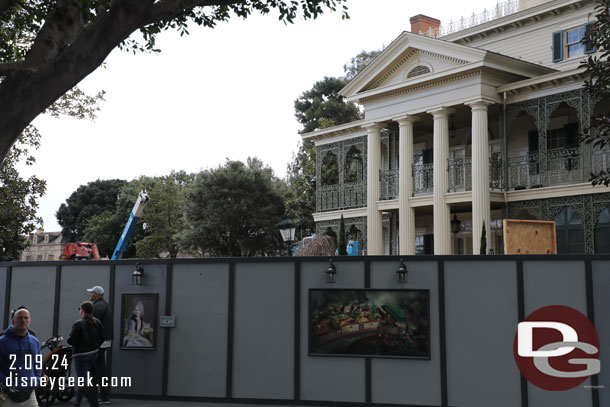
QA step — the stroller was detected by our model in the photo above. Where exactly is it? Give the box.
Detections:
[35,336,75,406]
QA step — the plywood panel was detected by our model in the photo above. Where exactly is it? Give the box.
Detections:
[503,219,557,254]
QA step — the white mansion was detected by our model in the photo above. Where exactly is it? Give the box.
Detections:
[302,0,610,255]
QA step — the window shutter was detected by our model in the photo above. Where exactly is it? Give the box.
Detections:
[584,22,596,54]
[552,31,563,62]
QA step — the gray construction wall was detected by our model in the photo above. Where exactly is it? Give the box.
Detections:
[0,256,607,407]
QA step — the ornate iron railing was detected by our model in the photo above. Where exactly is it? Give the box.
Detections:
[508,153,541,189]
[380,169,399,200]
[489,155,503,190]
[448,158,471,192]
[546,147,582,186]
[420,0,519,37]
[317,183,366,212]
[508,148,585,190]
[413,163,434,195]
[343,183,366,209]
[317,187,341,212]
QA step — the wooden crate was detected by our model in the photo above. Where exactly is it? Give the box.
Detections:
[503,219,557,255]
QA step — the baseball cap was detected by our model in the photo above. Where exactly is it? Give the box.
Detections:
[86,286,104,295]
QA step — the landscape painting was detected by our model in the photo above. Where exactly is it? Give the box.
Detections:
[309,289,430,359]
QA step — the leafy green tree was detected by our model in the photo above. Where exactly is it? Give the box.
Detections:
[0,0,349,164]
[136,171,193,258]
[294,77,361,134]
[287,48,380,238]
[0,126,46,260]
[343,49,382,80]
[284,140,316,238]
[56,179,127,242]
[181,158,285,257]
[582,0,610,185]
[82,177,153,258]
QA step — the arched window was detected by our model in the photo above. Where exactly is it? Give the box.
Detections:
[406,65,431,78]
[555,207,584,254]
[345,146,363,183]
[321,152,339,186]
[595,206,610,253]
[516,209,537,220]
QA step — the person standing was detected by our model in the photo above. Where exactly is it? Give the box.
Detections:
[0,308,42,406]
[87,285,112,404]
[68,301,103,407]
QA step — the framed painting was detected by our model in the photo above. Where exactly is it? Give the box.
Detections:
[309,289,430,359]
[120,293,158,350]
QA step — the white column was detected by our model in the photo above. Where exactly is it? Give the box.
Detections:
[429,108,454,255]
[467,100,493,254]
[364,123,383,255]
[396,116,418,255]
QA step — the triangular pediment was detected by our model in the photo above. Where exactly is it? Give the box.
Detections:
[341,32,487,98]
[363,48,470,92]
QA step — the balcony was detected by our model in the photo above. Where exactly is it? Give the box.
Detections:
[317,183,366,212]
[380,169,399,200]
[448,158,471,192]
[507,147,584,190]
[413,163,434,195]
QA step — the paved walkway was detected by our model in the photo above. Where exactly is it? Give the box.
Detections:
[59,400,302,407]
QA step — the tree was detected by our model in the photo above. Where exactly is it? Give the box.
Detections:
[82,177,154,258]
[480,221,487,255]
[56,179,127,242]
[181,158,285,257]
[284,139,316,239]
[287,48,380,238]
[135,171,192,258]
[0,126,46,260]
[337,214,346,255]
[294,76,361,134]
[343,48,382,80]
[0,0,349,164]
[581,0,610,185]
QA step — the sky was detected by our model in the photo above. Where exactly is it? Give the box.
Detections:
[20,0,499,232]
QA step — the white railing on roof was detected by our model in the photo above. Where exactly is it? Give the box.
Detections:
[419,0,521,38]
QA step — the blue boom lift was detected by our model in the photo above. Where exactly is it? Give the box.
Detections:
[111,190,150,260]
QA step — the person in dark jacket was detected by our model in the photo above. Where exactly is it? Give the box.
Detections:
[0,308,41,406]
[67,301,103,407]
[87,286,112,404]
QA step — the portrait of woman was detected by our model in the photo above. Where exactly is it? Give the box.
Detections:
[120,294,157,350]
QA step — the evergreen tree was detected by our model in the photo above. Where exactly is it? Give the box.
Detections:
[338,215,347,255]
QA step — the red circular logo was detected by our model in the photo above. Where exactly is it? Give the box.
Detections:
[513,305,600,391]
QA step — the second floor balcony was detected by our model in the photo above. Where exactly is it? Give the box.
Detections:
[507,147,593,190]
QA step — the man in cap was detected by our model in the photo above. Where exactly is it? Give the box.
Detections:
[87,286,113,404]
[0,308,41,406]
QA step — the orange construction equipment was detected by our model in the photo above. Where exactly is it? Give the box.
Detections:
[61,242,101,260]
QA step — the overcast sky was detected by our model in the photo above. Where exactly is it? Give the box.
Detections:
[21,0,498,232]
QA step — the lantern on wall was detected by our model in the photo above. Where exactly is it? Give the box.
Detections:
[132,263,144,285]
[325,259,336,284]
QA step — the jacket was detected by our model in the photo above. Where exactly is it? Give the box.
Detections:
[67,318,104,357]
[92,298,113,341]
[0,326,41,388]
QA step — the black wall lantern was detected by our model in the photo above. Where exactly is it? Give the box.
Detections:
[132,263,144,285]
[396,258,408,283]
[326,259,336,284]
[451,214,462,234]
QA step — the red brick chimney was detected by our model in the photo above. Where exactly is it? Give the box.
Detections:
[410,14,441,36]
